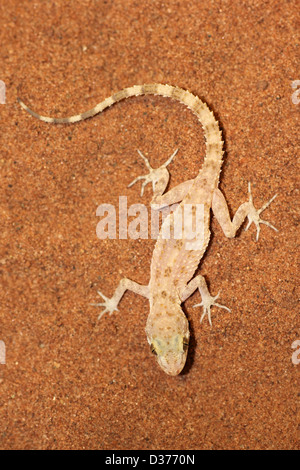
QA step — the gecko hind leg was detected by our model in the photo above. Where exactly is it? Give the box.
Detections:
[212,182,278,242]
[181,275,231,327]
[128,148,178,199]
[91,278,149,320]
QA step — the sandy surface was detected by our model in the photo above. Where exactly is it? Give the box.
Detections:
[0,0,299,450]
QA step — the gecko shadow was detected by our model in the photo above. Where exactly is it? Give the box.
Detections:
[180,305,196,376]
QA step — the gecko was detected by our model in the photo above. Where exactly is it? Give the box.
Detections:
[18,84,278,376]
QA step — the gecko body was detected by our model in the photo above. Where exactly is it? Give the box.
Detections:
[18,84,277,375]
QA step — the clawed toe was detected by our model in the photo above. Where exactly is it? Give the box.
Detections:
[193,291,231,326]
[91,290,119,320]
[245,183,278,241]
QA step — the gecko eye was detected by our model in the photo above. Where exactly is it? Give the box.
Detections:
[183,337,189,352]
[150,344,157,355]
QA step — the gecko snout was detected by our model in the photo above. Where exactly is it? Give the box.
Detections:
[157,350,188,376]
[150,334,189,376]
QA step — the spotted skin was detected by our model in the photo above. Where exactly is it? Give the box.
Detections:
[18,84,278,375]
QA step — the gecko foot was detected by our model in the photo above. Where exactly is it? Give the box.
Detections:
[128,148,177,196]
[193,291,231,327]
[245,182,278,241]
[91,290,119,320]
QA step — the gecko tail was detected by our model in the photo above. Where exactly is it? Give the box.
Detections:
[17,88,133,124]
[17,97,85,123]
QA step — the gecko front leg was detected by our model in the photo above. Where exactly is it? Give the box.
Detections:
[92,278,149,320]
[212,183,278,241]
[181,275,230,326]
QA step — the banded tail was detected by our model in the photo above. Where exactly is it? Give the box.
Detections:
[18,84,224,165]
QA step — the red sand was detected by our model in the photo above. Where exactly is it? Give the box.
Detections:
[0,0,299,449]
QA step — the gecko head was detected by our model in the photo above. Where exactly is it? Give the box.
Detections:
[150,334,190,376]
[146,310,190,376]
